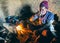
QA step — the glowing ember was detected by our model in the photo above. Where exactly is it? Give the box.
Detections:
[42,30,47,36]
[29,16,34,22]
[16,25,23,31]
[16,23,26,35]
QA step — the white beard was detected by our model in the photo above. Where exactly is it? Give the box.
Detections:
[40,12,45,16]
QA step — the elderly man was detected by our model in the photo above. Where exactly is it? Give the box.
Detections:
[30,1,56,37]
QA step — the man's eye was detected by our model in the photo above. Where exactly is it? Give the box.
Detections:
[42,9,44,11]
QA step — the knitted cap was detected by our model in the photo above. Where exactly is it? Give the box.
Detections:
[40,1,48,9]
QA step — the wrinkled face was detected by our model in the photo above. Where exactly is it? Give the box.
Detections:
[40,7,47,16]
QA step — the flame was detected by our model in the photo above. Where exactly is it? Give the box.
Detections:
[16,23,32,34]
[16,23,25,35]
[16,25,23,31]
[29,15,42,26]
[16,22,33,43]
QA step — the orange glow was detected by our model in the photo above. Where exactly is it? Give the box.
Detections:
[29,16,34,22]
[29,15,43,26]
[16,23,32,34]
[16,25,23,31]
[16,23,25,35]
[39,18,42,25]
[16,23,33,43]
[42,30,47,37]
[29,15,41,26]
[16,21,48,43]
[16,16,47,43]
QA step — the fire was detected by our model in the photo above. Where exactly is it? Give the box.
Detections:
[16,16,47,43]
[29,15,39,26]
[16,25,23,31]
[29,15,42,26]
[16,22,33,43]
[16,23,25,35]
[16,22,32,34]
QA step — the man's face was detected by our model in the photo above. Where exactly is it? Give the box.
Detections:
[40,7,47,16]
